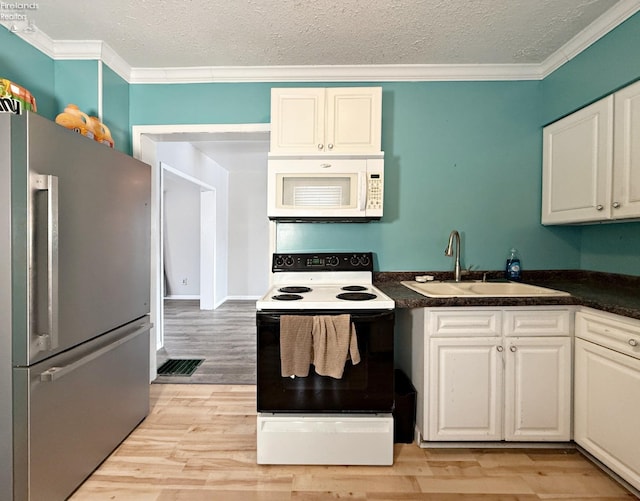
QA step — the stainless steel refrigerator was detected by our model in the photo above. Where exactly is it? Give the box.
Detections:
[0,112,152,501]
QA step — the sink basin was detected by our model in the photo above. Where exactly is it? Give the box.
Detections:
[401,280,570,298]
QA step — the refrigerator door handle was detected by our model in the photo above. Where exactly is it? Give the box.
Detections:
[39,322,152,382]
[31,174,59,352]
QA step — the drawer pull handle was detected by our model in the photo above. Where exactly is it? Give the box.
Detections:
[630,339,638,347]
[510,345,517,352]
[496,346,504,352]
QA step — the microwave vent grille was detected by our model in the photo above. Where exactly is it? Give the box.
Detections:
[293,186,343,207]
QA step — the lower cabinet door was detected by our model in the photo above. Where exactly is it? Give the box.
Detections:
[575,338,640,491]
[428,337,502,441]
[504,337,571,441]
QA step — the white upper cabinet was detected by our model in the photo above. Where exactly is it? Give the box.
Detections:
[542,97,613,224]
[542,79,640,224]
[612,80,640,219]
[270,87,382,155]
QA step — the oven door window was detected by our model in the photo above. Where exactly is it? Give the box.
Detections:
[257,311,394,413]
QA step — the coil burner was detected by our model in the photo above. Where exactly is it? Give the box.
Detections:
[341,285,368,292]
[336,292,377,301]
[278,286,312,294]
[272,294,303,301]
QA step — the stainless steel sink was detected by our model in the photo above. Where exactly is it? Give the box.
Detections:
[401,280,570,298]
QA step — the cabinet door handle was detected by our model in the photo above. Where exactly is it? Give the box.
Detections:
[509,345,517,352]
[630,339,638,347]
[596,204,604,211]
[317,143,324,150]
[327,143,334,150]
[612,202,621,209]
[496,346,504,352]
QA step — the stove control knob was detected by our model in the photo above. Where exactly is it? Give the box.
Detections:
[284,256,294,267]
[350,255,360,266]
[326,255,339,267]
[274,256,285,268]
[359,255,370,267]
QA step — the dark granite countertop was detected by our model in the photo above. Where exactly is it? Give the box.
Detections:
[374,270,640,321]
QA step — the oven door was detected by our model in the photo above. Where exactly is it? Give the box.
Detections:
[256,309,394,413]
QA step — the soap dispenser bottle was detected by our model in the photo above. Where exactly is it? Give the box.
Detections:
[505,248,522,281]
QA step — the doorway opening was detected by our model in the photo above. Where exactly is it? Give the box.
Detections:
[132,123,271,383]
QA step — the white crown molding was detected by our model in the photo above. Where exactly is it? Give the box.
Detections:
[4,2,639,84]
[99,44,132,82]
[3,24,132,81]
[128,63,543,84]
[540,0,640,78]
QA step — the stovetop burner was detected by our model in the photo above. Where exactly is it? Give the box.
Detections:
[336,292,378,301]
[278,286,312,294]
[341,285,368,292]
[257,252,395,311]
[272,294,304,301]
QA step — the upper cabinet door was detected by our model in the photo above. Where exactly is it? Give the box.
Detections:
[612,79,640,219]
[270,88,325,154]
[270,87,382,155]
[325,87,382,154]
[542,97,614,224]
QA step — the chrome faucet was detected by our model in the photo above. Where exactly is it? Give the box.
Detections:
[445,230,462,282]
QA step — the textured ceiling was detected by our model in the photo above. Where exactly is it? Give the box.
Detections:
[17,0,624,68]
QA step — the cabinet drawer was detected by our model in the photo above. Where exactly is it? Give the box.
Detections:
[504,309,572,337]
[576,311,640,360]
[428,309,501,337]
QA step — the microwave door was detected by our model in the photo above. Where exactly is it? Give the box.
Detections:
[267,158,382,221]
[274,173,362,219]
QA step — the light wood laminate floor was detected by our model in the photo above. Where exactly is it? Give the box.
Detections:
[155,299,256,385]
[70,384,637,500]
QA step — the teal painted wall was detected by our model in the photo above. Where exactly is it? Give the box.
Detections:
[102,63,130,154]
[130,82,272,124]
[278,81,582,271]
[2,14,638,275]
[53,60,99,116]
[541,12,640,277]
[0,26,55,118]
[130,79,582,272]
[541,12,640,125]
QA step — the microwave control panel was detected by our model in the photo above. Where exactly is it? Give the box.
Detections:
[366,174,383,211]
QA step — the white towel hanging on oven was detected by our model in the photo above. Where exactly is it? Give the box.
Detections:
[312,314,360,379]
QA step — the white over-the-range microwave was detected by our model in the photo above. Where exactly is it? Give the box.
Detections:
[267,157,384,222]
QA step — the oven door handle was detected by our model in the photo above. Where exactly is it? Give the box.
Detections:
[257,311,394,323]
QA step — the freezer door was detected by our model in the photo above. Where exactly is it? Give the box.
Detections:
[12,318,151,501]
[11,112,151,366]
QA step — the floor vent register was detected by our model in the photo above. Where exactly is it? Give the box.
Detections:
[157,359,204,376]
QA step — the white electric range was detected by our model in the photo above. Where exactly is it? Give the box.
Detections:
[255,252,396,465]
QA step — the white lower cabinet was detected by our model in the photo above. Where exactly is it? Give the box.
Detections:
[429,336,503,440]
[396,306,572,443]
[504,336,571,441]
[574,309,640,491]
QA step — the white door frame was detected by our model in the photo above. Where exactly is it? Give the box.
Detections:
[161,161,216,309]
[132,123,271,382]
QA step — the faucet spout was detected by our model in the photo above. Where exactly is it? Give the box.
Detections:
[445,230,462,282]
